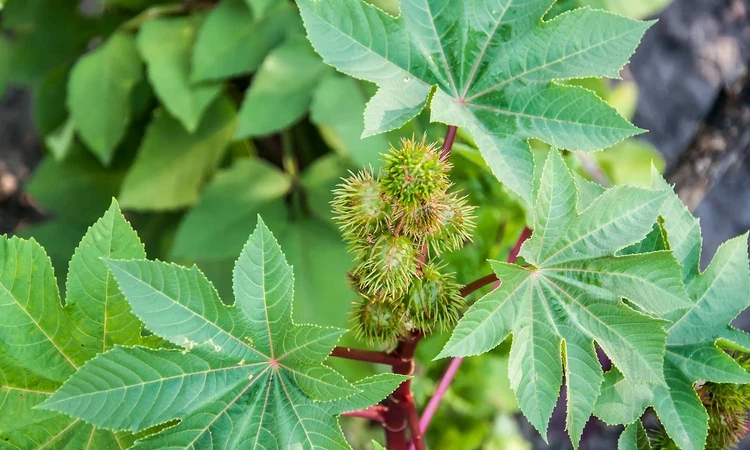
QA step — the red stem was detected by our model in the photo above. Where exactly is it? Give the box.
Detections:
[331,346,403,366]
[508,227,532,264]
[459,273,498,297]
[440,126,458,161]
[385,333,422,450]
[342,405,388,423]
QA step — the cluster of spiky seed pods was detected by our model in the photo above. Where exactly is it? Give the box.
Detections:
[332,137,476,347]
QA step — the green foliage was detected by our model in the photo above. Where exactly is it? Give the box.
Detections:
[596,170,750,450]
[439,150,693,446]
[236,38,330,138]
[119,97,237,210]
[38,218,406,449]
[6,0,749,449]
[0,201,154,448]
[68,32,143,164]
[298,0,651,205]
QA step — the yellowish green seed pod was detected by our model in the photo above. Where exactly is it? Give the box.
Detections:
[381,137,450,207]
[331,170,390,240]
[405,264,463,333]
[352,296,407,348]
[352,235,418,297]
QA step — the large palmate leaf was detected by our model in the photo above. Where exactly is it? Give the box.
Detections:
[595,171,750,450]
[42,220,403,449]
[68,32,143,164]
[439,150,691,446]
[0,201,155,448]
[297,0,651,204]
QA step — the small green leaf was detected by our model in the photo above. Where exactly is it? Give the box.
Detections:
[137,15,221,132]
[45,117,76,161]
[43,220,387,449]
[171,158,292,259]
[440,150,689,446]
[68,32,143,164]
[119,97,237,211]
[310,74,390,168]
[0,201,154,448]
[244,0,279,19]
[235,38,329,138]
[191,0,292,82]
[298,0,651,205]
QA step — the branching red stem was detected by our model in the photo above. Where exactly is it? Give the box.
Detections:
[459,273,498,297]
[342,405,388,423]
[330,347,403,366]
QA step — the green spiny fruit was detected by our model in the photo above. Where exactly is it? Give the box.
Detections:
[425,193,476,254]
[332,169,390,240]
[405,263,463,333]
[352,235,418,297]
[352,296,407,348]
[381,136,450,207]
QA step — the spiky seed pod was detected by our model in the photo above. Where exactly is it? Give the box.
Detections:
[425,193,476,254]
[405,264,464,334]
[352,296,407,348]
[352,235,418,297]
[380,136,450,207]
[331,169,390,240]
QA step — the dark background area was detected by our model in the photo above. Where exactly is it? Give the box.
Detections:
[1,0,749,449]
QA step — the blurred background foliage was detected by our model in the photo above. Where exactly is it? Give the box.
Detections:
[0,0,673,448]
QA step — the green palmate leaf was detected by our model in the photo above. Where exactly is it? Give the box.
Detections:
[439,150,691,446]
[595,171,750,450]
[236,37,329,138]
[137,15,221,132]
[191,0,293,82]
[119,97,237,211]
[68,32,143,165]
[298,0,651,204]
[0,200,155,448]
[310,74,390,168]
[171,156,355,330]
[42,220,396,449]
